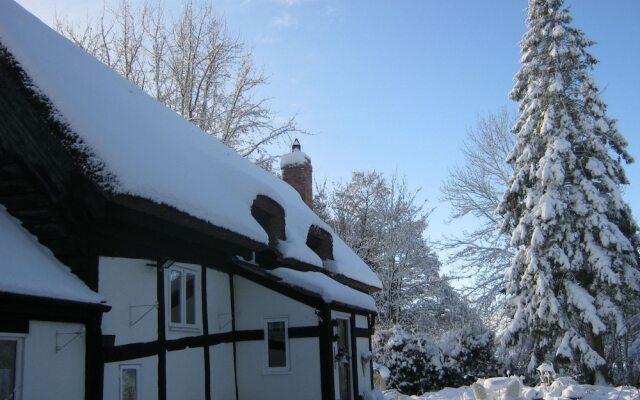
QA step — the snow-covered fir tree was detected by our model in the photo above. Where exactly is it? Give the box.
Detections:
[498,0,639,384]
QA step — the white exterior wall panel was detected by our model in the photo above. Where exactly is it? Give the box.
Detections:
[234,276,322,400]
[236,338,321,400]
[234,276,318,329]
[99,257,158,345]
[356,336,373,394]
[166,348,205,400]
[206,268,233,334]
[355,315,369,329]
[21,321,86,400]
[210,343,236,400]
[103,355,158,400]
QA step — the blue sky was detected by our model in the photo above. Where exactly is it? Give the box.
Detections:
[15,0,640,246]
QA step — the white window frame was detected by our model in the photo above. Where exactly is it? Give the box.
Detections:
[263,317,290,374]
[167,264,200,332]
[119,364,141,400]
[0,333,24,400]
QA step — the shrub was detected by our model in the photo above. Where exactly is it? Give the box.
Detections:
[374,325,499,395]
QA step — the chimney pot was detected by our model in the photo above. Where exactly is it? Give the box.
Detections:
[292,138,301,152]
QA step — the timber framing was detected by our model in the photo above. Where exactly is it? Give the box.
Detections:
[1,45,378,296]
[1,34,378,400]
[102,326,322,363]
[350,315,360,399]
[229,258,377,317]
[0,292,108,400]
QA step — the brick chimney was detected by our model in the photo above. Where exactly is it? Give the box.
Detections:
[280,139,312,207]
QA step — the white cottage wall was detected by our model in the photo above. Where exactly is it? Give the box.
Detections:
[206,269,233,334]
[233,276,322,400]
[99,257,158,345]
[206,268,237,399]
[96,257,375,400]
[233,277,318,329]
[21,321,86,400]
[103,355,158,400]
[355,314,374,394]
[166,347,205,400]
[210,344,236,400]
[236,338,321,400]
[356,337,373,395]
[355,315,368,329]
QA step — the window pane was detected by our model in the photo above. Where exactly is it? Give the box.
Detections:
[267,321,286,368]
[0,340,16,400]
[121,368,137,400]
[185,273,196,325]
[170,270,182,323]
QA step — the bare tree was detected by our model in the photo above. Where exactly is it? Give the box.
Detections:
[316,171,471,332]
[440,108,516,326]
[56,0,305,169]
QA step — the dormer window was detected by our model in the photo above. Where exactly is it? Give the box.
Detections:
[306,225,333,260]
[251,195,286,247]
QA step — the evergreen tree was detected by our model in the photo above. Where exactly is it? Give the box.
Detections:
[498,0,639,384]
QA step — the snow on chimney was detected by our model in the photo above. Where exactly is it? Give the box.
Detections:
[280,139,313,207]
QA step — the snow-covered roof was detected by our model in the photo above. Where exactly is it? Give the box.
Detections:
[0,207,104,304]
[0,1,381,290]
[269,268,377,312]
[280,148,311,169]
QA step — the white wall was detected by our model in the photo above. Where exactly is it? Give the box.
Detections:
[21,321,85,400]
[210,343,236,400]
[166,348,205,400]
[103,355,158,400]
[98,259,335,400]
[100,257,158,345]
[355,315,369,329]
[355,314,373,393]
[236,338,321,400]
[356,337,373,394]
[100,258,209,342]
[100,259,239,400]
[206,269,236,399]
[234,277,318,329]
[206,269,232,334]
[233,276,322,400]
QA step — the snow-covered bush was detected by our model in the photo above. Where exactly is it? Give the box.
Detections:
[435,327,499,387]
[373,325,499,395]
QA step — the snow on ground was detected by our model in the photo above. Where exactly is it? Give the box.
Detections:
[376,377,639,400]
[0,0,382,290]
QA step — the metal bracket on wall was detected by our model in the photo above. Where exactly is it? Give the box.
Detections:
[55,328,85,353]
[217,312,240,330]
[129,303,159,327]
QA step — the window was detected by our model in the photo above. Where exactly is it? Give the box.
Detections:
[0,336,22,400]
[306,225,333,260]
[168,265,199,329]
[119,365,140,400]
[264,318,289,373]
[251,195,286,247]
